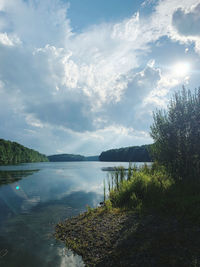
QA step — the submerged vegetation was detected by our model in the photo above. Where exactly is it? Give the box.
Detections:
[0,139,48,165]
[55,88,200,266]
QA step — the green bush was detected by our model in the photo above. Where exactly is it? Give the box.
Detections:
[106,164,200,222]
[150,87,200,181]
[110,167,172,211]
[105,151,200,223]
[104,199,112,211]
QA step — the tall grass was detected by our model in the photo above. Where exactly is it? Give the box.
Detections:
[105,163,200,223]
[103,178,106,202]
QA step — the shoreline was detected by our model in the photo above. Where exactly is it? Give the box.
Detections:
[55,207,200,266]
[55,208,138,266]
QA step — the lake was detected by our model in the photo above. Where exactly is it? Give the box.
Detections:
[0,161,146,267]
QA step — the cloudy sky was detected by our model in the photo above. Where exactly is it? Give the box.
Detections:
[0,0,200,156]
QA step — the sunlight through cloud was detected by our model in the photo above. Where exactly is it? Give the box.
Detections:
[172,62,190,77]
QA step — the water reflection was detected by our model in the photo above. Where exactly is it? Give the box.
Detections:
[0,189,100,267]
[0,162,144,267]
[0,169,39,186]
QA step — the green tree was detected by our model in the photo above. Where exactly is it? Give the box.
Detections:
[0,139,48,165]
[99,145,152,162]
[150,87,200,181]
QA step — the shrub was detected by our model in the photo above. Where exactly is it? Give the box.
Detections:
[150,87,200,181]
[107,165,173,213]
[104,199,112,211]
[105,161,200,223]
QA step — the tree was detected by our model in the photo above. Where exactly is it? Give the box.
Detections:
[99,145,152,162]
[0,139,49,165]
[150,87,200,181]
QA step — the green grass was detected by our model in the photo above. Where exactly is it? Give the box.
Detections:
[105,163,200,223]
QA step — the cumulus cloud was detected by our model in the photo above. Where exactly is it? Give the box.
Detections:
[172,4,200,37]
[171,3,200,53]
[0,32,20,46]
[99,64,161,130]
[0,0,72,47]
[0,0,199,154]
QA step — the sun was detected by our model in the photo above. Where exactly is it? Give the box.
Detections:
[173,62,190,77]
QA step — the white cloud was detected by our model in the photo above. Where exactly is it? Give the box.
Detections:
[150,0,200,53]
[171,3,200,53]
[143,66,190,108]
[48,124,152,155]
[0,0,199,154]
[172,4,200,37]
[0,80,4,91]
[112,12,140,42]
[25,114,44,128]
[0,32,17,46]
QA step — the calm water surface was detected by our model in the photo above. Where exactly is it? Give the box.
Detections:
[0,161,145,267]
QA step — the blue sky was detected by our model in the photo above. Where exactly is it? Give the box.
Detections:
[67,0,143,31]
[0,0,200,155]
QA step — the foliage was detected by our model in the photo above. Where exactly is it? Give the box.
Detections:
[48,154,85,162]
[86,204,95,215]
[48,154,99,162]
[106,164,200,222]
[99,144,153,162]
[0,139,48,165]
[85,155,99,161]
[150,87,200,181]
[103,178,106,202]
[104,199,112,211]
[108,164,171,210]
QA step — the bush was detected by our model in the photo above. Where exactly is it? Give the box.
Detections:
[106,164,200,223]
[108,165,172,211]
[150,87,200,181]
[104,199,112,211]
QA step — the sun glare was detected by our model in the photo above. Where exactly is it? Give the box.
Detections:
[173,62,190,77]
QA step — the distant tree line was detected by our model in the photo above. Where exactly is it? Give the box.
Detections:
[0,139,48,165]
[48,154,85,162]
[48,154,99,162]
[99,145,153,162]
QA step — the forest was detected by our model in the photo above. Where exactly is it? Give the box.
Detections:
[48,154,99,162]
[48,154,85,162]
[0,139,48,165]
[99,144,152,162]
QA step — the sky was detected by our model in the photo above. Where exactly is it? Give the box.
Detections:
[0,0,200,156]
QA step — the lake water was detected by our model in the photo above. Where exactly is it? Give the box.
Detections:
[0,161,145,267]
